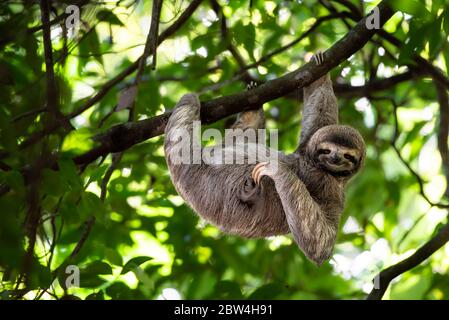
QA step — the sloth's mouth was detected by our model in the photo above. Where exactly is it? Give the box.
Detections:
[325,162,348,171]
[315,155,356,176]
[322,159,353,173]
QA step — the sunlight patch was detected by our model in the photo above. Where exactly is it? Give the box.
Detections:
[157,288,182,300]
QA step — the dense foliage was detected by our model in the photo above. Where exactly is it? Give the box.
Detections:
[1,0,449,300]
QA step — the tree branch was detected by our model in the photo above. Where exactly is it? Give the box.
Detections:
[209,0,254,84]
[0,0,395,196]
[14,0,204,152]
[241,12,347,73]
[39,0,63,125]
[367,218,449,300]
[136,0,163,78]
[373,96,449,209]
[334,68,423,98]
[74,1,395,166]
[329,0,449,91]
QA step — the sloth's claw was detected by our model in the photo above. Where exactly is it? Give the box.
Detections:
[312,50,324,65]
[252,162,268,185]
[246,81,258,91]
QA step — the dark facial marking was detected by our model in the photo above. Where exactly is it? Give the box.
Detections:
[318,148,331,155]
[330,170,352,177]
[327,135,358,149]
[344,154,358,165]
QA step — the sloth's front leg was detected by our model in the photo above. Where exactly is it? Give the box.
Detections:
[251,161,337,265]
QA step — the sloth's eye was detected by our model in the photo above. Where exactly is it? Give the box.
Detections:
[344,154,356,163]
[318,149,331,155]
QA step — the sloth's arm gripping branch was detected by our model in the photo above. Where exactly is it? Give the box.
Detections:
[298,52,339,150]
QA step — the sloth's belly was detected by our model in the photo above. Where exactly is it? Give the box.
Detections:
[187,166,290,238]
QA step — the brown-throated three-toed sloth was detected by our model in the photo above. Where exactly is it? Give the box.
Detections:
[164,52,365,265]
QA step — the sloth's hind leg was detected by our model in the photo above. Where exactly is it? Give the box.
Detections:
[230,81,265,131]
[165,93,201,132]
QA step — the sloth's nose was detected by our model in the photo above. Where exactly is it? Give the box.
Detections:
[331,153,342,164]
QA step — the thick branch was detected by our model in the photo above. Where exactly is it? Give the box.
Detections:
[74,1,394,166]
[0,0,395,196]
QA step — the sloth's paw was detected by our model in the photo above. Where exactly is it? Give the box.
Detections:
[246,81,258,91]
[311,50,324,65]
[251,161,279,185]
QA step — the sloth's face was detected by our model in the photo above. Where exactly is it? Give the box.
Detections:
[314,141,362,177]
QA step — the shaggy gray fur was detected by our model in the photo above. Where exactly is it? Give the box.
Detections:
[164,64,365,265]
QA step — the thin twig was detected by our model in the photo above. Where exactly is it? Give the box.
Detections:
[12,107,48,123]
[14,0,204,153]
[330,0,449,91]
[100,153,123,201]
[367,217,449,300]
[370,96,449,209]
[136,0,163,81]
[210,0,254,84]
[40,0,59,116]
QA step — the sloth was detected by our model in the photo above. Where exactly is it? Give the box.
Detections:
[164,52,366,265]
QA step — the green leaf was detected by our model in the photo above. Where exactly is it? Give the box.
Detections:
[443,9,449,35]
[106,282,134,299]
[248,283,283,300]
[390,272,432,299]
[79,261,112,288]
[58,158,83,190]
[136,75,160,115]
[87,164,109,183]
[96,10,124,26]
[210,280,243,299]
[79,192,103,220]
[86,291,105,300]
[398,21,428,62]
[121,256,153,274]
[443,46,449,75]
[61,128,93,154]
[42,169,64,197]
[105,248,123,266]
[81,275,108,288]
[78,28,103,67]
[82,261,113,275]
[390,0,432,19]
[233,22,256,61]
[3,170,24,193]
[428,17,442,58]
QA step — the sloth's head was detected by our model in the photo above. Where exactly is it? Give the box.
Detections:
[307,125,366,179]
